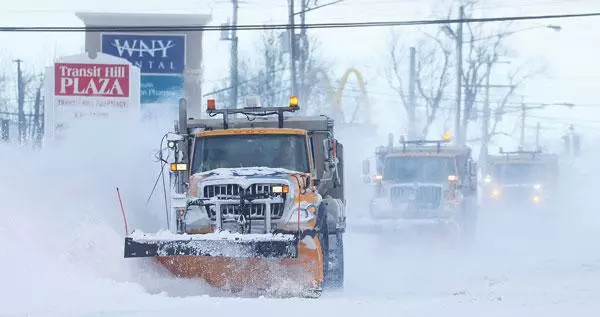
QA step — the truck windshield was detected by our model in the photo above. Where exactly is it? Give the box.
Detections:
[192,134,310,174]
[383,156,456,183]
[491,163,546,184]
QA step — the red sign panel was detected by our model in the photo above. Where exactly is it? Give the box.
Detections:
[54,63,130,97]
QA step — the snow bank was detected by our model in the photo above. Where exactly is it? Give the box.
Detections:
[0,112,218,315]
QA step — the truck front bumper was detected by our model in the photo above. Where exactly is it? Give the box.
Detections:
[369,197,456,220]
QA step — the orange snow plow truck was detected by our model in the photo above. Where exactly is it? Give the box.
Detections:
[124,96,346,298]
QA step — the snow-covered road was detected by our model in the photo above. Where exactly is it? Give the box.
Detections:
[2,120,600,317]
[11,217,599,317]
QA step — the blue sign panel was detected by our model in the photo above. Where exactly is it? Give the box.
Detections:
[101,34,186,74]
[140,75,184,104]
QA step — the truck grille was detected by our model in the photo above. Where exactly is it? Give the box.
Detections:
[203,183,281,198]
[206,203,285,220]
[391,185,442,209]
[390,187,415,201]
[202,183,286,220]
[501,186,533,202]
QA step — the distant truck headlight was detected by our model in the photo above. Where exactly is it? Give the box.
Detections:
[491,188,501,199]
[484,175,492,184]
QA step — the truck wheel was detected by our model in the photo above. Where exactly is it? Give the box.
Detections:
[317,204,344,289]
[327,232,345,289]
[459,200,477,243]
[316,205,330,289]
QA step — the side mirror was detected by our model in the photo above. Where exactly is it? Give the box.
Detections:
[322,139,330,161]
[322,138,337,162]
[362,159,370,175]
[313,178,321,187]
[470,161,478,176]
[166,133,185,142]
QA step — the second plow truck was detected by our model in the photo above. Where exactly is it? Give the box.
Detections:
[481,147,559,212]
[123,96,346,298]
[360,133,478,241]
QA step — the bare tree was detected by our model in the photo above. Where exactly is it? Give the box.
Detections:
[214,29,333,113]
[415,33,452,137]
[386,0,547,145]
[385,28,452,138]
[254,30,289,108]
[211,58,254,107]
[298,37,335,116]
[444,1,513,140]
[0,63,45,144]
[384,31,410,128]
[483,60,546,144]
[0,73,7,112]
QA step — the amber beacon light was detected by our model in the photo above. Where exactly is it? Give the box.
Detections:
[289,96,299,108]
[207,98,216,111]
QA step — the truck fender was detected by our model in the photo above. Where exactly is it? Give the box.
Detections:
[321,197,346,234]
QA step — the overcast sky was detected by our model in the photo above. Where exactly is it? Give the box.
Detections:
[2,0,600,147]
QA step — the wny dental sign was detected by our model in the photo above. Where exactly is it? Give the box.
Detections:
[54,63,130,97]
[44,52,141,142]
[101,33,186,105]
[101,34,185,74]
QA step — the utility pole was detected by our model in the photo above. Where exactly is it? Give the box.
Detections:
[288,0,298,97]
[408,46,417,140]
[481,58,492,170]
[455,5,464,145]
[14,59,25,145]
[32,78,43,148]
[292,0,344,104]
[229,0,239,109]
[535,122,541,149]
[520,97,526,148]
[298,0,308,101]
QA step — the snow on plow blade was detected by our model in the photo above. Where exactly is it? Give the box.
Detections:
[124,231,299,259]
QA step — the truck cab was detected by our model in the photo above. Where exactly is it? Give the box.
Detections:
[481,148,559,211]
[361,134,478,237]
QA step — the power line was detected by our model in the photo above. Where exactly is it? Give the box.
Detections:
[1,11,600,32]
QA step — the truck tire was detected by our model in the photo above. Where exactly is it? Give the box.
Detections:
[316,204,329,289]
[459,199,477,244]
[327,232,345,289]
[317,204,345,289]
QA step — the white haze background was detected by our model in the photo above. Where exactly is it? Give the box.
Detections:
[2,0,600,316]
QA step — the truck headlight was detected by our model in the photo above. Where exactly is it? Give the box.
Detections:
[484,175,492,184]
[272,185,290,193]
[491,188,501,199]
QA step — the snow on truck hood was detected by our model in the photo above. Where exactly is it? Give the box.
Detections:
[193,167,305,181]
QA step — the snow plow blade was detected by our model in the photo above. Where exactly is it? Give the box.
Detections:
[123,232,300,259]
